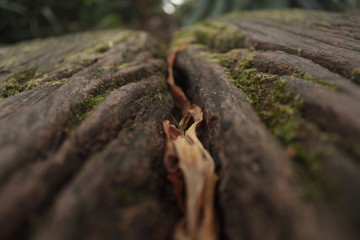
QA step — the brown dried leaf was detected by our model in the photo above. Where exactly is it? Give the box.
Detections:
[172,105,218,240]
[163,45,218,240]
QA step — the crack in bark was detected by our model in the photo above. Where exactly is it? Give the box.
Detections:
[163,45,218,240]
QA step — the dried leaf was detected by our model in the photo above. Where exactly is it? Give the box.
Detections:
[163,45,218,240]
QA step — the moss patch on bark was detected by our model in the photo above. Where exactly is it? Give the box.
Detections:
[209,49,340,205]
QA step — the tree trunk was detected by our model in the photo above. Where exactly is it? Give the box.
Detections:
[0,9,359,240]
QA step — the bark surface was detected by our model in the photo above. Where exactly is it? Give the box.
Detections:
[0,30,179,240]
[173,9,360,240]
[0,9,359,240]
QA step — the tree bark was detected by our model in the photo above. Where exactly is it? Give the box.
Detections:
[173,9,360,240]
[0,9,359,240]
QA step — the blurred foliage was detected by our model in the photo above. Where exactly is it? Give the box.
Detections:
[0,0,163,43]
[0,0,359,44]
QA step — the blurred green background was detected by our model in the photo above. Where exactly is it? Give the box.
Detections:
[0,0,359,44]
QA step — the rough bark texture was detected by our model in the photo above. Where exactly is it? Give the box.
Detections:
[0,30,179,240]
[0,9,359,240]
[173,9,360,240]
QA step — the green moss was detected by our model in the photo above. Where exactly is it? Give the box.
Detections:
[173,13,340,89]
[119,62,136,68]
[171,27,197,48]
[350,68,360,83]
[211,48,338,92]
[65,93,107,129]
[56,57,97,78]
[53,37,117,78]
[215,51,339,205]
[48,78,69,86]
[0,41,105,99]
[0,70,71,98]
[291,71,338,91]
[0,68,37,98]
[172,20,245,52]
[294,48,303,56]
[294,143,339,204]
[97,64,116,71]
[63,61,151,130]
[0,55,21,68]
[0,30,141,99]
[22,78,44,90]
[82,41,111,54]
[112,31,132,45]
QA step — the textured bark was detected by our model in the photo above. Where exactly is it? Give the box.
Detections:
[0,30,179,240]
[173,9,360,240]
[175,48,358,240]
[0,9,359,240]
[225,13,360,82]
